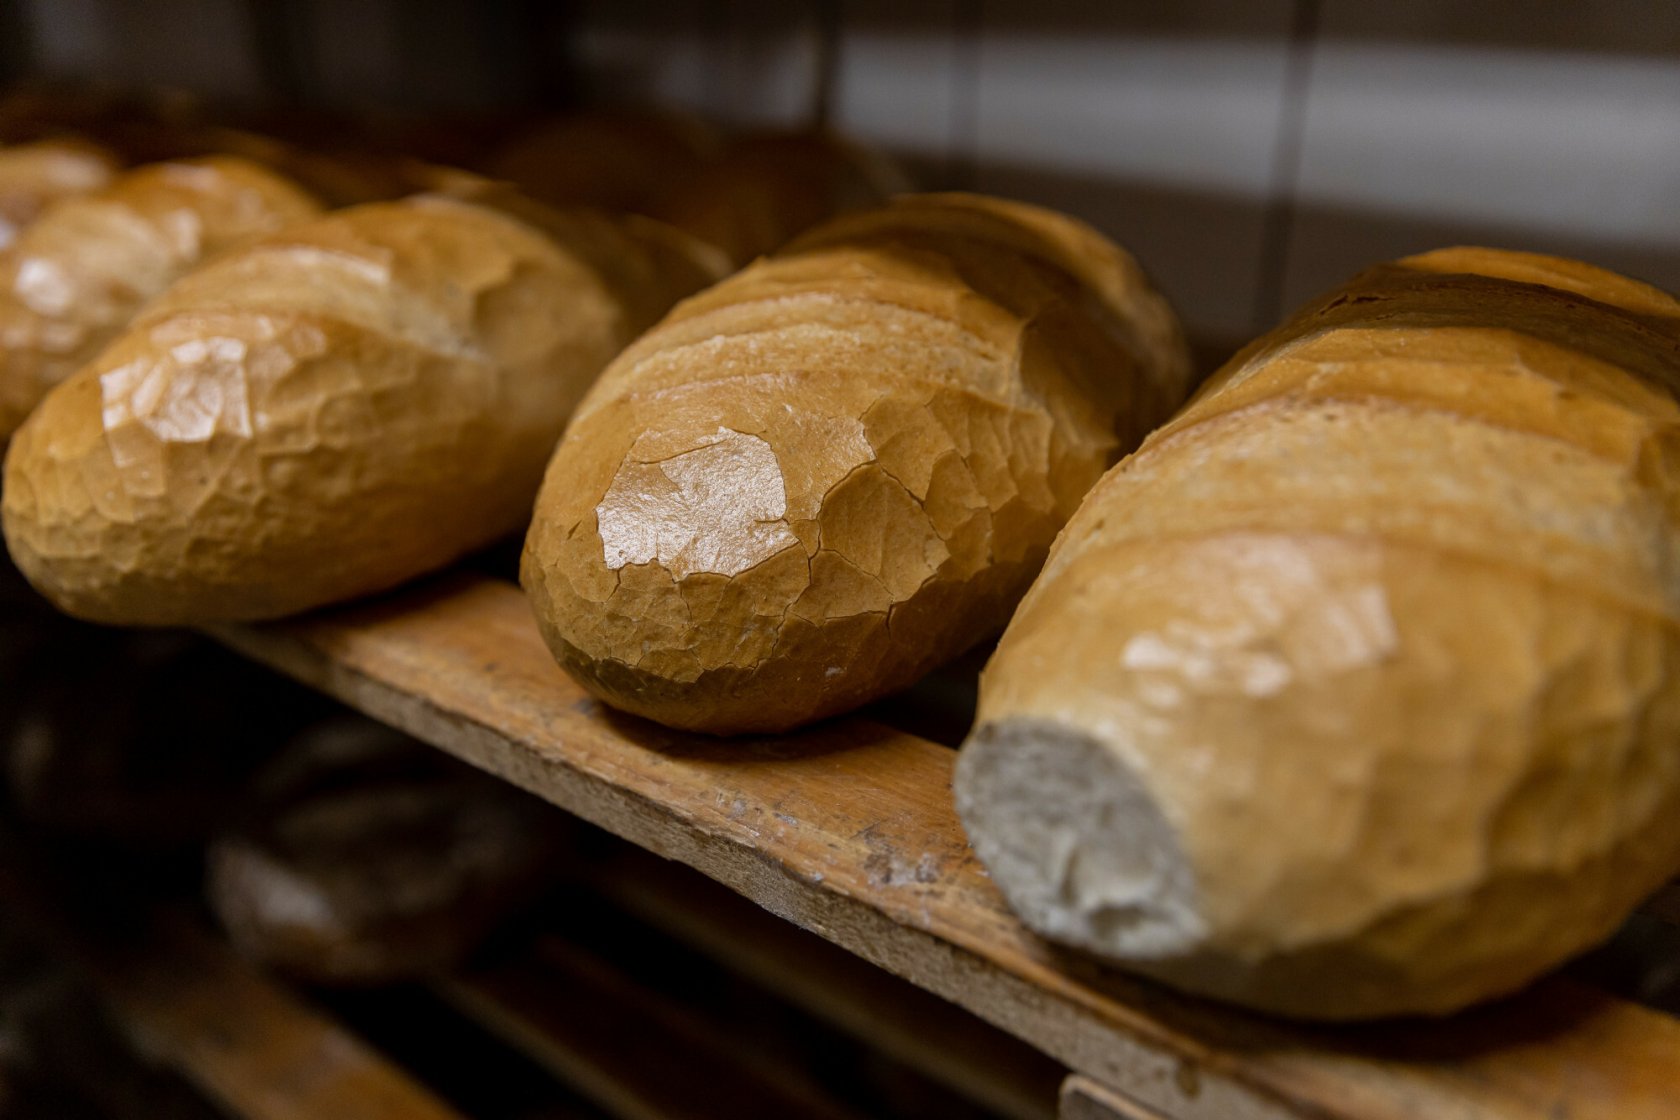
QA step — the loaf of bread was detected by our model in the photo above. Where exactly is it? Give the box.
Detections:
[0,140,119,251]
[181,127,428,206]
[3,192,724,624]
[486,108,719,216]
[0,156,321,439]
[955,247,1680,1019]
[208,719,565,984]
[648,130,907,265]
[523,193,1191,734]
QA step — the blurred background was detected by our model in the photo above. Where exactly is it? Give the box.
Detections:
[5,3,1680,1117]
[6,0,1680,345]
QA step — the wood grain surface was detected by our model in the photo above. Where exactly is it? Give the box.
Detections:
[438,939,868,1120]
[93,916,466,1120]
[580,843,1064,1120]
[1060,1075,1175,1120]
[208,571,1680,1120]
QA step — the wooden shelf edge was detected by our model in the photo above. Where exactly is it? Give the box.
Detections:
[206,572,1680,1120]
[1060,1075,1175,1120]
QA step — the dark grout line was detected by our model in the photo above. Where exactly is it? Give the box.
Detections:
[1254,0,1322,331]
[702,0,733,122]
[809,0,842,130]
[242,0,310,106]
[947,0,984,191]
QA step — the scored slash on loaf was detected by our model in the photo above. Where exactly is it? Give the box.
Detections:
[2,189,725,623]
[522,192,1193,734]
[0,156,323,439]
[955,247,1680,1019]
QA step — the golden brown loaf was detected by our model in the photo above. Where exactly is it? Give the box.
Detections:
[0,156,321,439]
[182,127,428,206]
[523,193,1192,734]
[3,193,723,624]
[486,108,719,216]
[0,140,119,251]
[648,131,908,265]
[207,721,565,985]
[955,247,1680,1019]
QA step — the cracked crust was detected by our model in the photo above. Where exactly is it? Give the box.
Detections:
[0,155,323,439]
[523,192,1192,734]
[956,246,1680,1019]
[2,194,724,623]
[0,139,118,252]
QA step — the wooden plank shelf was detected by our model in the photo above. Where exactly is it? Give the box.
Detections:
[436,940,873,1120]
[208,570,1680,1120]
[575,842,1065,1120]
[0,847,465,1120]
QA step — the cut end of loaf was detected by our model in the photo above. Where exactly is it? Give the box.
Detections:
[954,713,1574,1022]
[954,716,1205,960]
[954,243,1680,1019]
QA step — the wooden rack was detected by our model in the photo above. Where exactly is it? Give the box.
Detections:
[200,569,1680,1120]
[0,788,1064,1120]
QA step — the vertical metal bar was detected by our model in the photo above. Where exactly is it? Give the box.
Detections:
[701,0,731,121]
[948,0,983,190]
[244,0,311,105]
[1253,0,1322,331]
[513,0,576,110]
[809,0,841,130]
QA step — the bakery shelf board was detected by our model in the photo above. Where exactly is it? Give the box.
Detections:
[208,570,1680,1120]
[574,841,1065,1120]
[0,848,464,1120]
[437,937,872,1120]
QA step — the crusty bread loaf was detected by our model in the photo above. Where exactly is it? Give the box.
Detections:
[648,130,908,265]
[207,719,565,985]
[523,193,1191,734]
[2,193,724,624]
[955,247,1680,1019]
[0,156,321,439]
[183,127,427,206]
[0,140,119,251]
[486,108,720,216]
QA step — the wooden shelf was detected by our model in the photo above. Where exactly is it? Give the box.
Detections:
[209,570,1680,1120]
[0,851,464,1120]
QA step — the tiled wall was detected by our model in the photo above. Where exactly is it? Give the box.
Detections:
[566,0,1680,342]
[14,0,1680,343]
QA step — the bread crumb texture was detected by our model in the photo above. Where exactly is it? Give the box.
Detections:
[957,247,1680,1019]
[0,156,322,438]
[523,193,1191,733]
[3,194,718,623]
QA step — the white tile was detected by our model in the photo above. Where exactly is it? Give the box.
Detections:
[111,0,263,100]
[832,1,965,168]
[974,0,1297,341]
[1285,1,1680,308]
[23,0,262,100]
[711,0,821,129]
[571,0,817,129]
[18,0,120,78]
[301,0,403,107]
[570,0,722,116]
